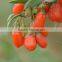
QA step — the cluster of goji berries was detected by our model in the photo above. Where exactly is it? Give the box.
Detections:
[12,31,48,51]
[12,7,48,51]
[8,0,62,51]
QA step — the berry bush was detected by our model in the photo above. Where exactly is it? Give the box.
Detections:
[7,0,62,51]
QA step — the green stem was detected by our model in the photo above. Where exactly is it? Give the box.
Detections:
[7,15,19,28]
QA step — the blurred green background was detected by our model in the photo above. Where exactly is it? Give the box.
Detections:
[0,0,62,62]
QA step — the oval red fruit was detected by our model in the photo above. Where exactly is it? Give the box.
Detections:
[31,12,46,29]
[13,3,24,15]
[24,35,37,51]
[48,3,62,23]
[36,35,47,48]
[12,32,24,48]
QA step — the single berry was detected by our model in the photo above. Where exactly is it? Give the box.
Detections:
[48,3,62,23]
[31,12,46,29]
[13,3,24,15]
[36,34,47,48]
[24,34,37,51]
[12,32,24,48]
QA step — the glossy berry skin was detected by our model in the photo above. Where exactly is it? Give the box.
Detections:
[12,32,24,48]
[48,3,62,23]
[24,35,37,51]
[32,12,46,28]
[13,3,24,15]
[36,35,47,48]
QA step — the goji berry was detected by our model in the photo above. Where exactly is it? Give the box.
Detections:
[12,32,24,48]
[13,3,24,15]
[24,34,37,51]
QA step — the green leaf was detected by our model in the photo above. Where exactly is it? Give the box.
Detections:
[25,0,41,8]
[32,9,37,15]
[9,0,28,3]
[45,0,57,3]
